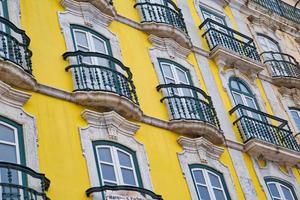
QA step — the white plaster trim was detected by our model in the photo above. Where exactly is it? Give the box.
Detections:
[177,136,238,200]
[0,81,40,189]
[80,110,153,194]
[252,158,300,200]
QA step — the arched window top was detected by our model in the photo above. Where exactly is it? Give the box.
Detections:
[265,177,298,200]
[257,33,281,53]
[229,77,253,97]
[92,140,143,187]
[189,164,231,200]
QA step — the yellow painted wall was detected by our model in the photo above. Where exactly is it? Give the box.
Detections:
[15,0,300,199]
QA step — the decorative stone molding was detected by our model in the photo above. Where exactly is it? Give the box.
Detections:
[61,0,116,20]
[211,46,264,79]
[139,23,192,49]
[0,59,37,91]
[252,158,300,198]
[177,136,238,200]
[0,81,40,173]
[244,138,300,166]
[80,110,153,195]
[72,91,143,120]
[272,77,300,90]
[60,0,114,28]
[148,35,191,60]
[279,87,300,107]
[241,0,300,38]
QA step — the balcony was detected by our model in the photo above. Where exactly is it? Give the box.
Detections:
[229,104,300,165]
[0,162,50,200]
[63,51,142,120]
[86,185,163,200]
[251,0,300,25]
[157,83,224,144]
[72,0,116,17]
[199,19,263,75]
[134,1,191,48]
[0,17,36,90]
[261,51,300,89]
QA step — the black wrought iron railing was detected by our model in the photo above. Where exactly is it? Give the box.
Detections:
[261,51,300,79]
[0,162,50,200]
[86,185,163,200]
[0,17,32,74]
[229,104,300,152]
[134,1,188,35]
[199,18,261,62]
[157,83,221,129]
[252,0,300,24]
[63,51,139,105]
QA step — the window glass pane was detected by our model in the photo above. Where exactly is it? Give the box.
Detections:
[74,31,89,48]
[193,170,205,184]
[161,63,174,79]
[208,172,221,188]
[291,110,300,130]
[213,189,226,200]
[0,124,15,143]
[233,93,243,105]
[239,83,249,94]
[175,68,188,84]
[92,36,106,53]
[117,150,132,168]
[268,183,280,198]
[121,168,136,186]
[100,163,116,182]
[281,185,294,200]
[0,143,17,163]
[231,80,239,90]
[197,185,211,200]
[98,147,112,163]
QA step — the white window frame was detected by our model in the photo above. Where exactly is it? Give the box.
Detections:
[95,145,139,186]
[267,181,296,200]
[191,168,228,200]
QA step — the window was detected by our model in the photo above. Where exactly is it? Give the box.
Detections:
[0,116,26,198]
[93,141,143,187]
[290,108,300,131]
[0,0,8,19]
[190,164,230,200]
[265,178,297,200]
[229,77,260,119]
[257,34,280,53]
[200,7,227,33]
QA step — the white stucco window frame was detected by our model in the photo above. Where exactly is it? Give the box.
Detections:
[177,136,238,200]
[252,158,300,200]
[79,109,154,199]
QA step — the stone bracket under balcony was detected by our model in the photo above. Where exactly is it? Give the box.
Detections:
[199,18,264,77]
[134,1,192,49]
[210,46,264,78]
[0,17,36,91]
[157,83,224,145]
[244,138,300,166]
[230,104,300,166]
[63,51,142,120]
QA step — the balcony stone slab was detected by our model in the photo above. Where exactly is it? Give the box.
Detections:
[272,76,300,90]
[244,138,300,166]
[168,119,224,145]
[0,59,37,91]
[71,91,143,120]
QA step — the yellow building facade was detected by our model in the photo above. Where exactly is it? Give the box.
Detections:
[0,0,300,199]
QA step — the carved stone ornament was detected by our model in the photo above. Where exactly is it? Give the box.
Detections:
[278,87,300,106]
[60,0,115,27]
[148,35,191,60]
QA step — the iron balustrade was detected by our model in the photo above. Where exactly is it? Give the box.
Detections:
[86,185,163,200]
[261,51,300,79]
[0,162,50,200]
[199,18,261,62]
[157,83,221,130]
[252,0,300,24]
[134,1,188,35]
[229,104,300,152]
[63,51,139,105]
[0,17,32,74]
